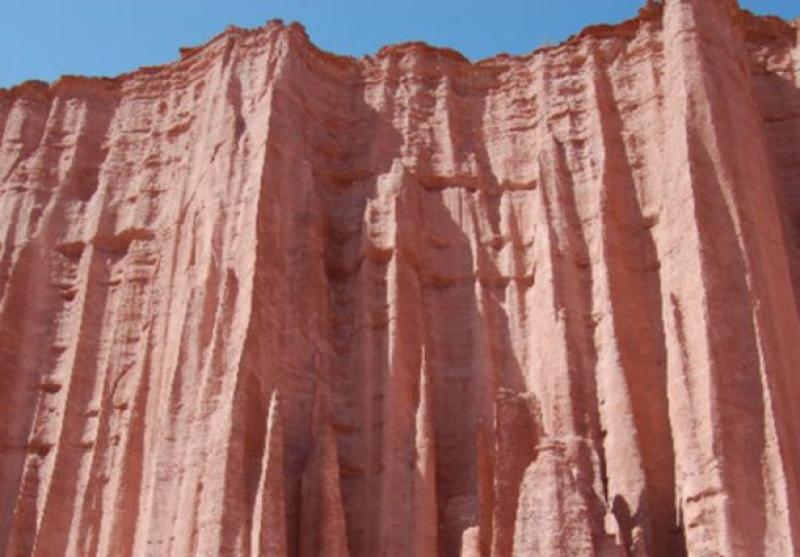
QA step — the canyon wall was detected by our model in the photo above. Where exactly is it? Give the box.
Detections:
[1,0,799,555]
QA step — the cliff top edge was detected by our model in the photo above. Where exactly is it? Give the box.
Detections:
[0,1,796,97]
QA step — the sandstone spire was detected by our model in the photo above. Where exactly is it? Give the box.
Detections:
[512,444,595,557]
[251,391,288,557]
[413,346,438,557]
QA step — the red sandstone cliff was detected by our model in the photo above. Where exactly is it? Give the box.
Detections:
[1,1,799,555]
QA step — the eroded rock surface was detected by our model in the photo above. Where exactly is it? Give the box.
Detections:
[1,1,799,555]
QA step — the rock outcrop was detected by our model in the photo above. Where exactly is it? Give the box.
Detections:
[1,0,799,555]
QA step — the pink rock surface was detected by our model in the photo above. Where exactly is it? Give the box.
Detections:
[1,1,799,555]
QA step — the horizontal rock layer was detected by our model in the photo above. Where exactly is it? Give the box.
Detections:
[1,1,799,555]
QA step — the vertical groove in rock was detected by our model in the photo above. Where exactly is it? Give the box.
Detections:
[490,390,540,557]
[535,130,606,535]
[1,3,799,556]
[583,39,680,556]
[299,387,350,557]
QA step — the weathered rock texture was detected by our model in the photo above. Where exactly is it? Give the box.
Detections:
[1,0,799,555]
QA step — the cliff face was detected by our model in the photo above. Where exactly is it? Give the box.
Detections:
[1,1,799,556]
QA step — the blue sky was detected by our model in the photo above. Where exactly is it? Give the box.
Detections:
[1,0,797,88]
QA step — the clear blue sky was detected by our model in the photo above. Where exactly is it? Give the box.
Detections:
[1,0,797,88]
